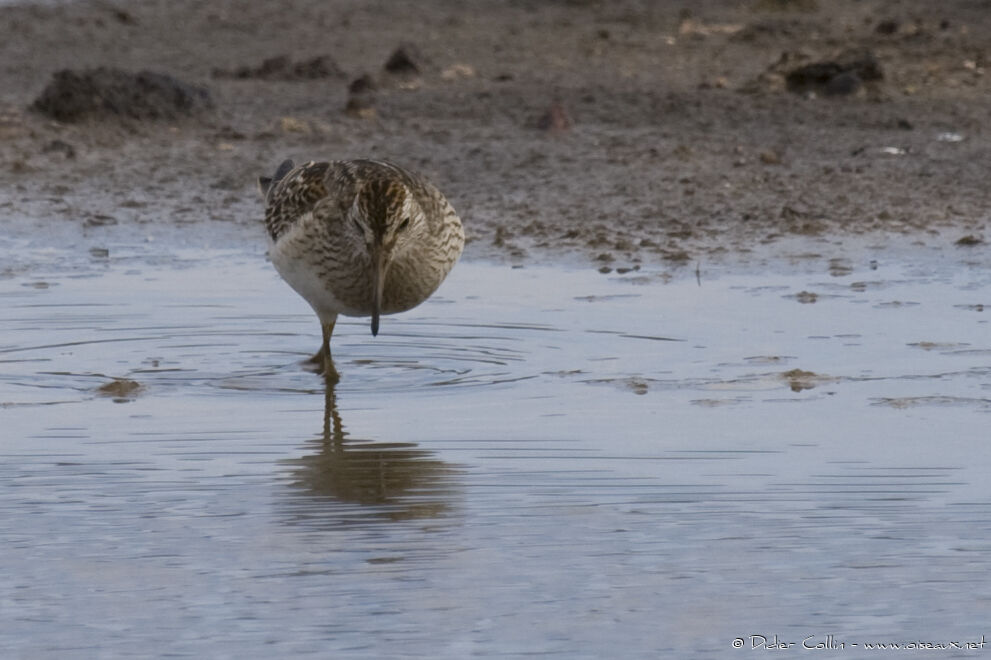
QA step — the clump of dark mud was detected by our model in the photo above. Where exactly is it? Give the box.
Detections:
[383,44,427,77]
[785,49,884,95]
[536,101,572,132]
[31,68,212,122]
[348,74,377,94]
[780,369,821,392]
[212,55,344,81]
[345,73,378,119]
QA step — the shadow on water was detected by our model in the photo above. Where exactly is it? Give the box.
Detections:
[280,371,461,528]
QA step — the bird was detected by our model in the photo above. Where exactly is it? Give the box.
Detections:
[258,159,464,377]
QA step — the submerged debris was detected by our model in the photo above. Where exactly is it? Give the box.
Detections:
[791,290,818,304]
[780,368,822,392]
[96,378,143,401]
[872,395,991,410]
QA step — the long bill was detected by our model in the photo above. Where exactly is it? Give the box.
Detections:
[370,244,387,337]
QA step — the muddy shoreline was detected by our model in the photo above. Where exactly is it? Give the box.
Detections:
[1,0,989,271]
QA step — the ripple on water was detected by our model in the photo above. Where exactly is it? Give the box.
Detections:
[1,252,991,657]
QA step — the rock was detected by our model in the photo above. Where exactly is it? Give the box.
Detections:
[31,68,212,122]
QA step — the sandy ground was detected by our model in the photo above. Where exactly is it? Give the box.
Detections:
[1,0,989,271]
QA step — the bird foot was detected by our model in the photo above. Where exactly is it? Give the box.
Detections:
[305,347,340,383]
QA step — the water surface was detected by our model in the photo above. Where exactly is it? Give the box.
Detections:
[1,240,989,658]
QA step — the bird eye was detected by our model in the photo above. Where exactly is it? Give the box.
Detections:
[398,217,411,231]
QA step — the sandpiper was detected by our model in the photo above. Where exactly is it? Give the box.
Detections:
[259,159,464,376]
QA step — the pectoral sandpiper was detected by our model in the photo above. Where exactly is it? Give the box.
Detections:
[259,159,464,376]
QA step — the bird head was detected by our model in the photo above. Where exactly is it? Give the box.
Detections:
[347,178,422,335]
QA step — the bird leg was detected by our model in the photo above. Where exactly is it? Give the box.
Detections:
[307,320,340,383]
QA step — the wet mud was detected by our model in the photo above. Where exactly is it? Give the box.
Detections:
[0,0,988,270]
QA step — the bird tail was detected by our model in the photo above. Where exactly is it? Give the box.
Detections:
[257,159,296,202]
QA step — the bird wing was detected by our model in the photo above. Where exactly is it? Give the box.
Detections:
[263,161,332,241]
[257,159,296,201]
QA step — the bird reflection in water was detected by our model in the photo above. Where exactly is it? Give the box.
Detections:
[283,371,459,524]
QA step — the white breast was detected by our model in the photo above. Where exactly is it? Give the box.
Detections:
[268,215,370,321]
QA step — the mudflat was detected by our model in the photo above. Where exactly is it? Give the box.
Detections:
[1,0,988,269]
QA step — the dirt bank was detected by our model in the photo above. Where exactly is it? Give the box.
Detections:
[1,0,989,271]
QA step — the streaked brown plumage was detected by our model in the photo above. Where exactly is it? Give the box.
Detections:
[258,159,464,376]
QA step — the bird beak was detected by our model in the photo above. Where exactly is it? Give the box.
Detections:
[370,243,387,337]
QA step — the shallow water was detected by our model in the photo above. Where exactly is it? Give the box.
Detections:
[1,239,990,658]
